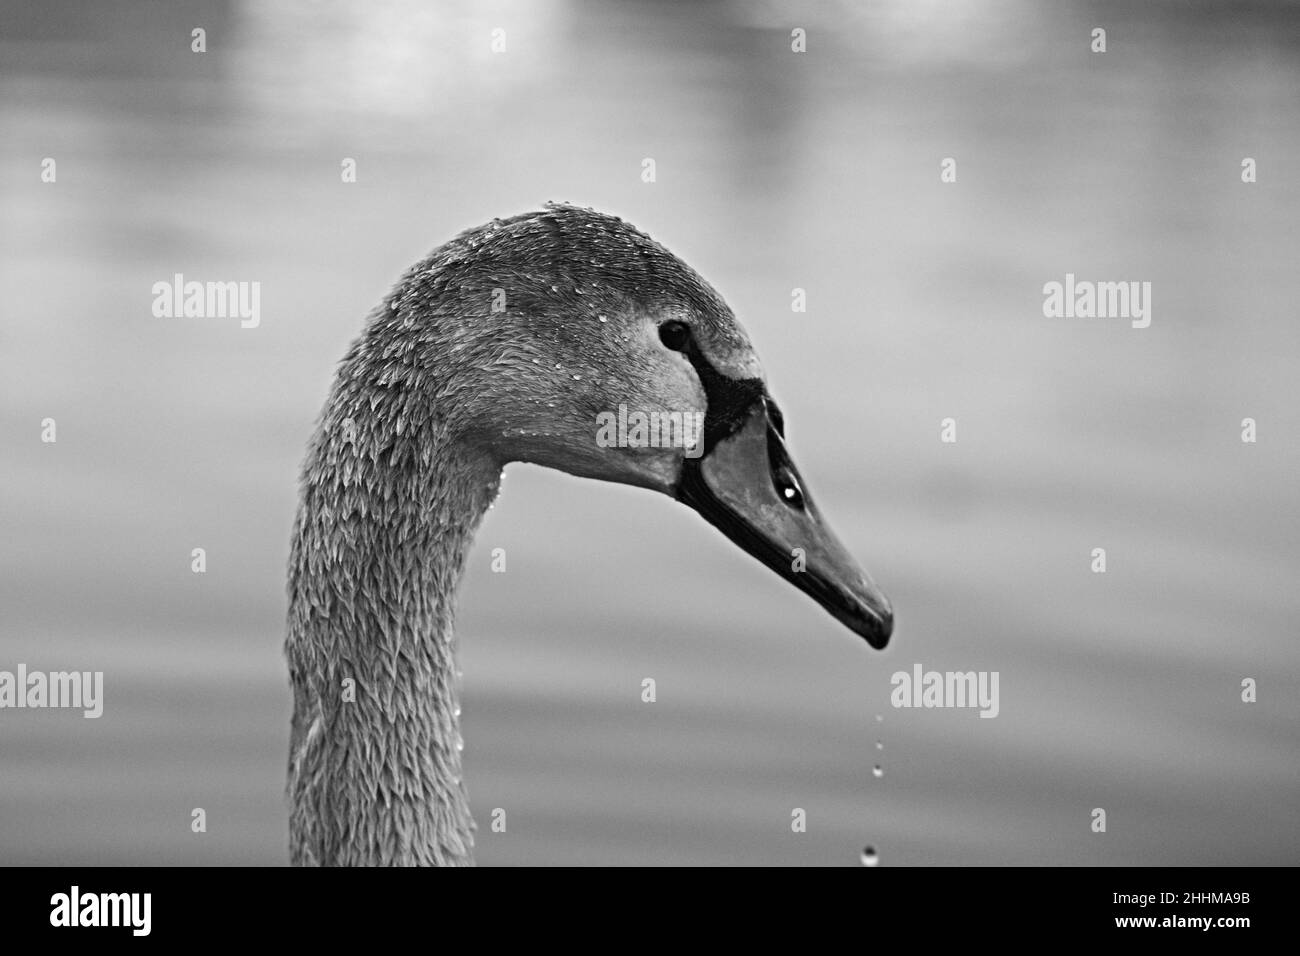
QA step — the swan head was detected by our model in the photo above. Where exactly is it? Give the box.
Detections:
[390,203,892,648]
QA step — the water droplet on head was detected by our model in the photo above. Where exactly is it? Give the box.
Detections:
[860,846,880,867]
[572,374,581,380]
[598,315,608,323]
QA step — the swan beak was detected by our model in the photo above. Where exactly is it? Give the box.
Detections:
[676,399,893,649]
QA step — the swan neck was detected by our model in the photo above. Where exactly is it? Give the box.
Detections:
[286,391,499,866]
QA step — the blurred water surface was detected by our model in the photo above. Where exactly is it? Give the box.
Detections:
[2,0,1298,865]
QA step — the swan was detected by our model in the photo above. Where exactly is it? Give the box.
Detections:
[285,203,893,866]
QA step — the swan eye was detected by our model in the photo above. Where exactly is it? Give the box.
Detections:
[658,320,691,352]
[773,465,805,510]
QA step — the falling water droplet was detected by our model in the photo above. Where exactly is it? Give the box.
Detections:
[860,846,879,867]
[455,736,464,753]
[875,713,883,723]
[453,705,461,718]
[872,765,883,779]
[875,740,884,751]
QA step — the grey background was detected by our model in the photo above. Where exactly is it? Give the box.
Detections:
[1,0,1297,865]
